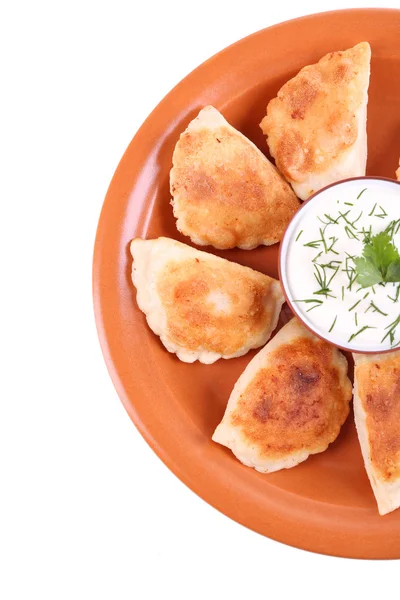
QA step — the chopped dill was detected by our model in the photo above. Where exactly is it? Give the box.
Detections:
[328,315,337,333]
[348,326,376,343]
[348,299,361,312]
[388,284,400,303]
[381,314,400,344]
[365,301,388,316]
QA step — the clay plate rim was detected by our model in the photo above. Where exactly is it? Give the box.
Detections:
[93,8,400,559]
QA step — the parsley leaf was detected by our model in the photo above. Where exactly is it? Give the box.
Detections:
[354,229,400,288]
[386,261,400,282]
[353,257,382,287]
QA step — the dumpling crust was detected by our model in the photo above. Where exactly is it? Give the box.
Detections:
[355,355,400,482]
[213,318,352,472]
[130,237,284,364]
[260,42,371,200]
[353,351,400,515]
[170,106,299,250]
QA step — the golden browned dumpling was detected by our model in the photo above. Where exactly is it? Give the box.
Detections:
[130,237,284,364]
[213,318,352,472]
[260,42,371,200]
[396,159,400,181]
[353,351,400,515]
[170,106,299,250]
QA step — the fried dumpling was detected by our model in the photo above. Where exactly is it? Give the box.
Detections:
[130,237,284,364]
[170,106,299,250]
[396,159,400,181]
[213,318,352,472]
[260,42,371,200]
[353,351,400,515]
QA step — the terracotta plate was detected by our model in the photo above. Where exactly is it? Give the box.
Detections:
[93,9,400,558]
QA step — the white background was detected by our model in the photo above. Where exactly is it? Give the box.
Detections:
[2,1,400,598]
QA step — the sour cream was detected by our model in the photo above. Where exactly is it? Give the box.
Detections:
[280,178,400,352]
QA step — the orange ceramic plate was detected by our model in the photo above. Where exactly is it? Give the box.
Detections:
[93,9,400,558]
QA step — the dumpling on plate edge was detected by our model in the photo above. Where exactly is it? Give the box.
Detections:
[130,237,284,364]
[170,106,299,250]
[213,318,352,472]
[353,351,400,515]
[260,42,371,200]
[396,159,400,180]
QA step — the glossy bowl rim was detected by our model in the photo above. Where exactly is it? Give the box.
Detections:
[278,176,400,355]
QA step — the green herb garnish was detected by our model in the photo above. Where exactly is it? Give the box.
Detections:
[360,225,372,243]
[293,299,324,313]
[348,299,361,312]
[319,228,328,253]
[388,284,400,303]
[328,315,337,332]
[312,264,337,298]
[304,239,321,249]
[375,206,388,219]
[318,214,339,226]
[319,260,342,270]
[339,210,357,229]
[327,236,339,255]
[354,228,400,288]
[312,251,323,263]
[352,211,363,228]
[342,256,358,291]
[348,326,376,343]
[365,301,388,316]
[381,314,400,344]
[385,219,400,240]
[344,226,359,240]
